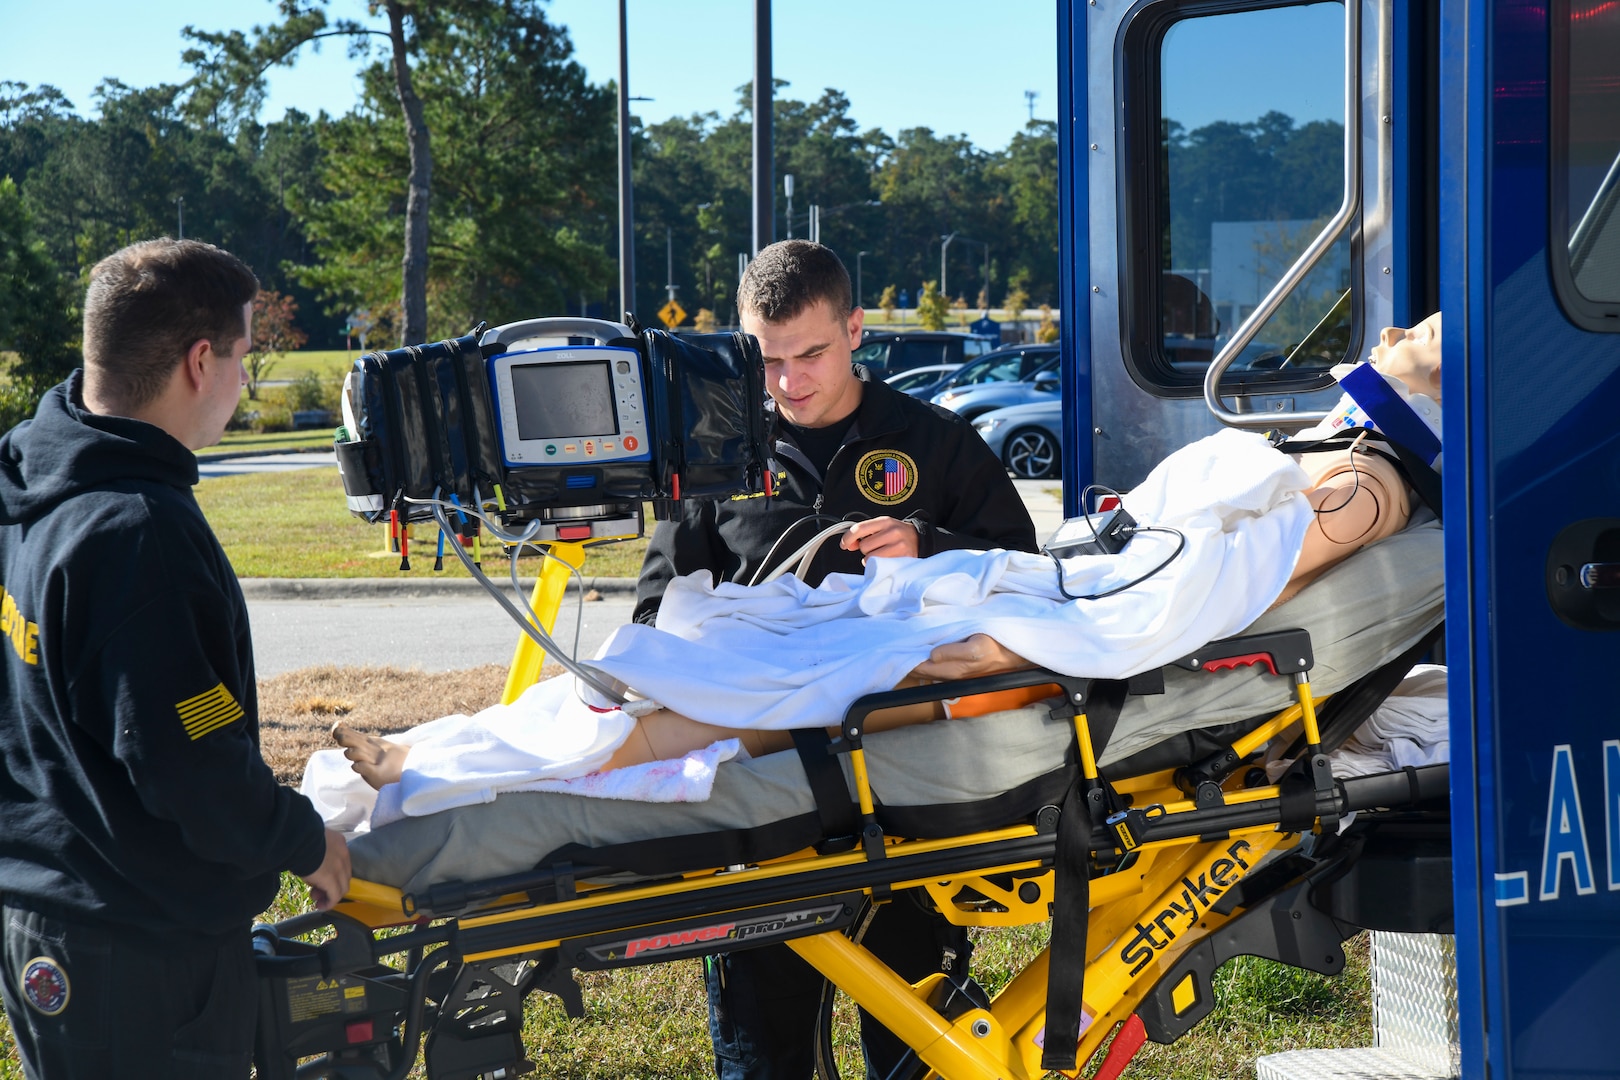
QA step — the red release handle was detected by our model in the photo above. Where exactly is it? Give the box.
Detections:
[1198,651,1278,676]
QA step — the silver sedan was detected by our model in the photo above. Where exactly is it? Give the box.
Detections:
[972,400,1063,479]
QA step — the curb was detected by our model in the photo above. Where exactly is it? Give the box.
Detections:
[238,576,640,599]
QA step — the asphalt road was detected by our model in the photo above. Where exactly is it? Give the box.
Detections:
[242,476,1065,676]
[247,588,637,676]
[200,450,337,477]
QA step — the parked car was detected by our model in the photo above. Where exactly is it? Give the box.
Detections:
[929,343,1059,397]
[932,353,1060,421]
[973,400,1063,479]
[883,363,963,397]
[851,330,996,378]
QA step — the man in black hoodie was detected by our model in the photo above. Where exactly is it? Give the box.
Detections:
[0,238,349,1078]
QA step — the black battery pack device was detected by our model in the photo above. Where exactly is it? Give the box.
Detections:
[1043,507,1138,558]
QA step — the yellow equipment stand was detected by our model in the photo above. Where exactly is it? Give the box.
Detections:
[499,539,589,705]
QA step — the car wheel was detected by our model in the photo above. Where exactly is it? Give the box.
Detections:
[1004,427,1059,479]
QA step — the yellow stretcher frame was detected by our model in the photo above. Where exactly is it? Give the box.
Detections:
[264,538,1439,1080]
[326,700,1320,1079]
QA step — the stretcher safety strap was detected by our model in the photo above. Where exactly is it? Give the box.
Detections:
[1277,761,1319,834]
[1043,680,1127,1073]
[1271,428,1443,522]
[791,728,860,848]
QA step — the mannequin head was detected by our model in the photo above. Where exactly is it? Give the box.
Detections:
[1369,311,1441,403]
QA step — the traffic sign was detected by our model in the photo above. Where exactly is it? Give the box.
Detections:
[658,299,687,329]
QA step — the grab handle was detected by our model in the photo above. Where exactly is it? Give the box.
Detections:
[1203,0,1359,429]
[480,317,635,351]
[1579,563,1620,589]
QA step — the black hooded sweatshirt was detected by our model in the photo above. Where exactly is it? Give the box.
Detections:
[0,373,327,938]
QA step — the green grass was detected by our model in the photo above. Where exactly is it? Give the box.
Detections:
[251,348,362,382]
[193,468,649,578]
[202,429,337,455]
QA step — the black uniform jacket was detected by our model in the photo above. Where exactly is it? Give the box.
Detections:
[634,367,1037,623]
[0,374,327,938]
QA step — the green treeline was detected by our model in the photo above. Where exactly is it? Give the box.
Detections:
[0,3,1058,372]
[0,0,1341,428]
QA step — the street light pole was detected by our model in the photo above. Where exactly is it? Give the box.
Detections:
[784,174,794,240]
[617,0,635,319]
[940,232,956,298]
[751,0,773,256]
[176,196,184,241]
[665,225,677,303]
[856,250,869,308]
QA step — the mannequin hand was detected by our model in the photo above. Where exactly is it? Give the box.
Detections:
[910,634,1031,681]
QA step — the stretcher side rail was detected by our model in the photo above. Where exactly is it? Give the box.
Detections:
[440,763,1450,956]
[404,626,1318,919]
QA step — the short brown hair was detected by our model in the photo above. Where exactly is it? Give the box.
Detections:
[83,238,259,408]
[738,240,853,323]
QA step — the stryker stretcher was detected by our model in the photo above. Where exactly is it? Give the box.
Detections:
[252,518,1448,1079]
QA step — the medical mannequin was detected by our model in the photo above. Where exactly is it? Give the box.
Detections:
[333,314,1441,791]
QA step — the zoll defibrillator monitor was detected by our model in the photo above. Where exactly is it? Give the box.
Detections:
[487,346,652,468]
[334,316,770,541]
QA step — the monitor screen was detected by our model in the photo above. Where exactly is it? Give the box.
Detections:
[509,360,619,441]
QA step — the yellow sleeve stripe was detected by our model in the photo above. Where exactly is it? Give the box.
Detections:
[176,682,245,741]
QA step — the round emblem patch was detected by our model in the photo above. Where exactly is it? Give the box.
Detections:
[22,956,69,1016]
[854,449,919,506]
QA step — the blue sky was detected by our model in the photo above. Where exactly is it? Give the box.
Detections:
[2,0,1058,151]
[2,1,1342,150]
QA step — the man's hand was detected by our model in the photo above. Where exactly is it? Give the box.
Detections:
[910,633,1031,681]
[301,829,353,910]
[841,517,920,560]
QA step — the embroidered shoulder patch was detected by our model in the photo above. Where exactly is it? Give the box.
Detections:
[22,957,69,1015]
[854,450,919,506]
[176,682,245,741]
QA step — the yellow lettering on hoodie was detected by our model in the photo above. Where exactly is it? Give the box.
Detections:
[0,584,40,666]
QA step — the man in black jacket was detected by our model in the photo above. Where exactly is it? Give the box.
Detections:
[0,239,349,1079]
[634,240,1037,1079]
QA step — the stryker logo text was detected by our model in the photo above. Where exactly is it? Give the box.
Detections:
[1119,839,1253,975]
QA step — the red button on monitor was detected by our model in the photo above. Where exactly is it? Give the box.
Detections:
[622,435,638,451]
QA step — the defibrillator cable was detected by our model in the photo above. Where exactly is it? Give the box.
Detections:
[507,537,587,661]
[418,498,627,704]
[746,512,850,586]
[752,520,860,585]
[1052,485,1189,602]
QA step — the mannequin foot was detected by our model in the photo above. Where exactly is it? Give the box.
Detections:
[331,722,409,790]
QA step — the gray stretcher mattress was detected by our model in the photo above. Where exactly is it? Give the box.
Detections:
[352,519,1444,894]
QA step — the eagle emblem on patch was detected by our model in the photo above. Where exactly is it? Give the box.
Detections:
[175,681,245,741]
[854,449,919,506]
[22,957,69,1016]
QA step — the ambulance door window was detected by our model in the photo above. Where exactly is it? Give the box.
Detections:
[1122,1,1356,395]
[1551,0,1620,330]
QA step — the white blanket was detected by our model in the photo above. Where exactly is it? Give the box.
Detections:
[303,676,745,833]
[304,430,1314,830]
[1329,664,1449,777]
